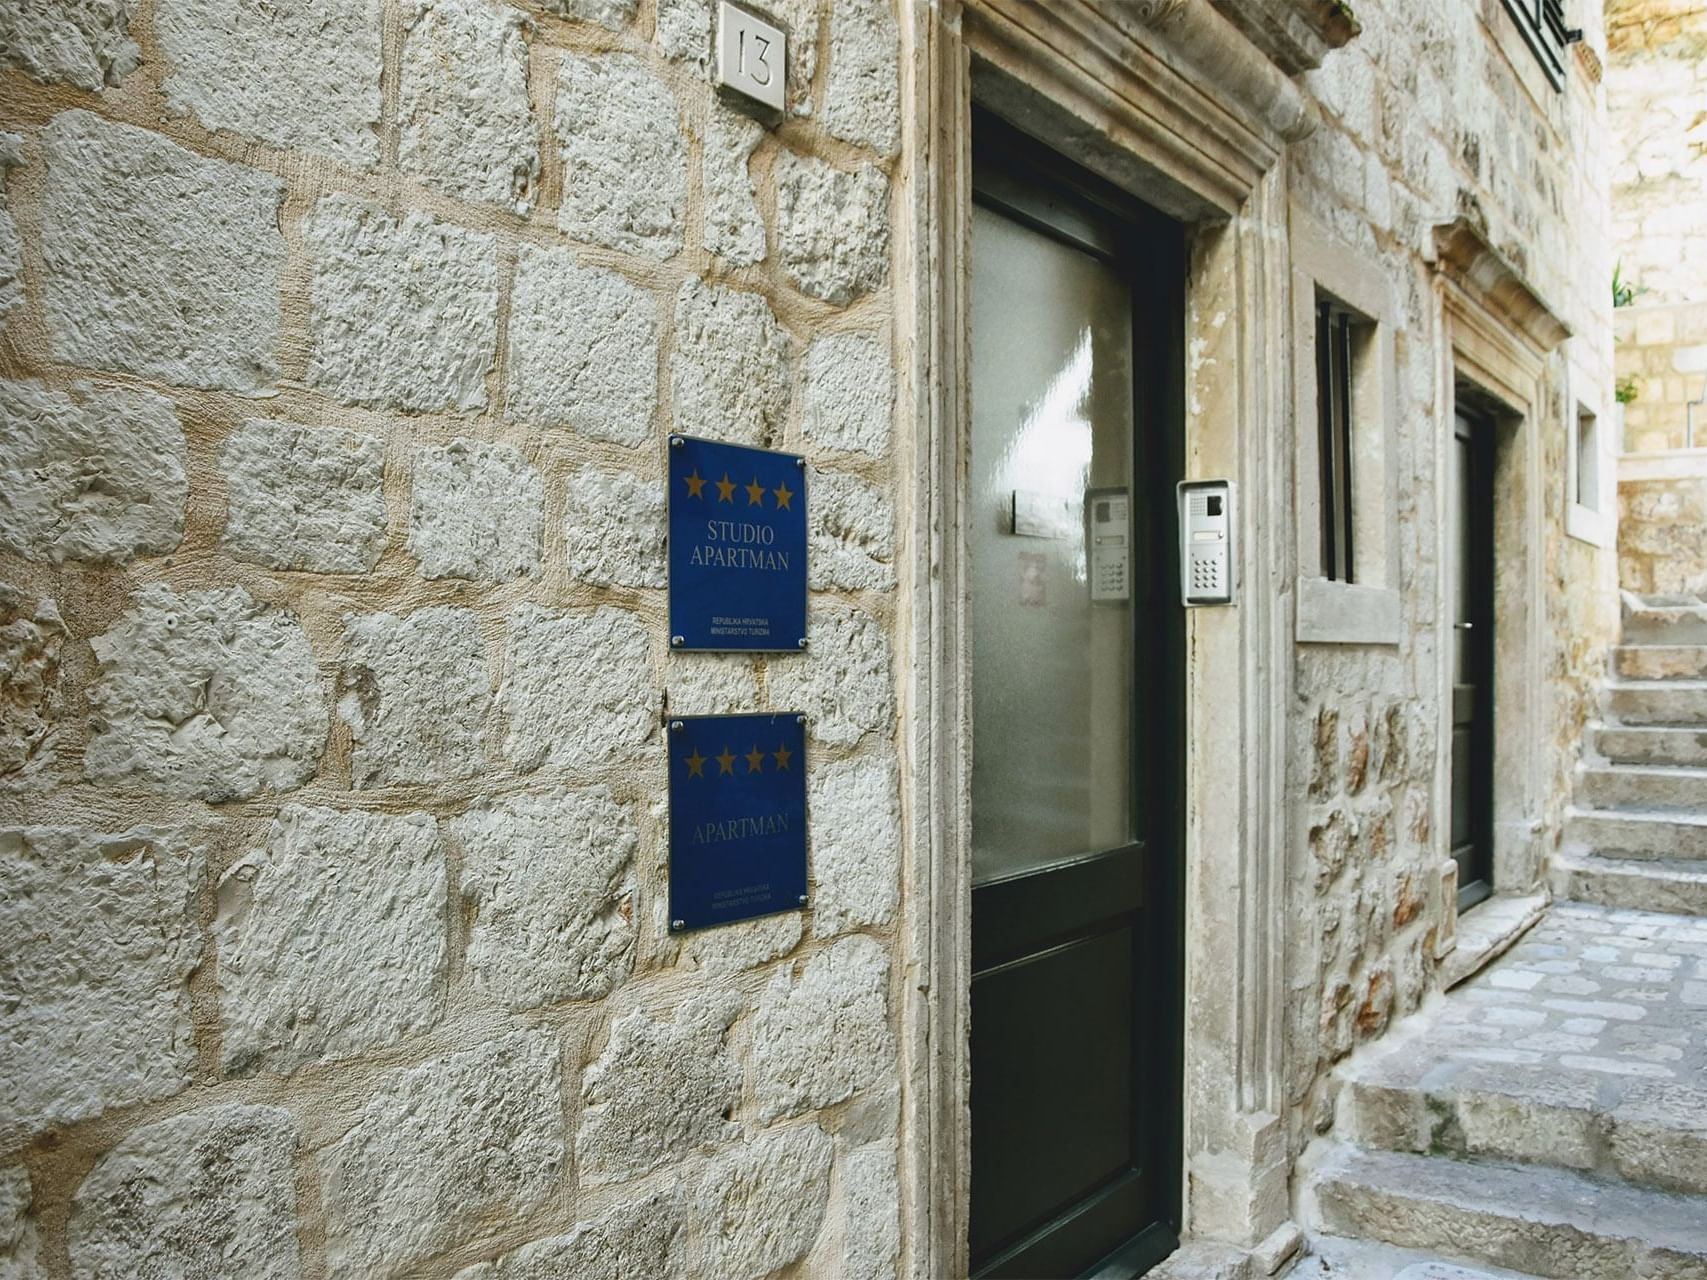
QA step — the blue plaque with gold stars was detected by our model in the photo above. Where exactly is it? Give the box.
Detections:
[668,435,807,652]
[669,712,809,931]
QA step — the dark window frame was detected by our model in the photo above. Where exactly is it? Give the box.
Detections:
[1500,0,1570,91]
[1316,295,1357,583]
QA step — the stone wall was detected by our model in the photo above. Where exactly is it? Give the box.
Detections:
[0,2,905,1276]
[1607,0,1707,453]
[1282,0,1617,1143]
[1620,453,1707,595]
[1615,301,1707,451]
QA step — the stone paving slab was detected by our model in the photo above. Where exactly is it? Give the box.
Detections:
[1292,1234,1551,1280]
[1341,902,1707,1195]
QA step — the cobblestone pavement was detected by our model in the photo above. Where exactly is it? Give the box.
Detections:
[1403,903,1707,1087]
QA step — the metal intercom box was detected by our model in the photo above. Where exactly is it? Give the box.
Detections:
[1178,480,1235,606]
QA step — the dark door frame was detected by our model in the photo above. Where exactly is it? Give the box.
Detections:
[1451,404,1497,911]
[967,109,1186,1280]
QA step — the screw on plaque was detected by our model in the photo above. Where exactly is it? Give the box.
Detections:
[671,635,684,647]
[795,456,805,468]
[671,435,684,448]
[795,715,806,725]
[671,919,685,931]
[797,637,809,648]
[797,895,809,906]
[670,720,683,733]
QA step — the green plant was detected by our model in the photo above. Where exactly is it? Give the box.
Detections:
[1613,262,1639,308]
[1616,374,1640,405]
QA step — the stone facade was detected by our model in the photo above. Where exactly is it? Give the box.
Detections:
[1607,0,1707,452]
[0,0,900,1274]
[0,0,1620,1275]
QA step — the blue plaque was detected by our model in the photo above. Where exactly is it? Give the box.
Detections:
[668,712,808,932]
[668,435,807,652]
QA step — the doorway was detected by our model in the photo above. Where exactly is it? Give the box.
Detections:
[967,115,1185,1279]
[1450,407,1496,910]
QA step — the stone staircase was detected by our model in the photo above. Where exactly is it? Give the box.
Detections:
[1553,593,1707,916]
[1295,595,1707,1280]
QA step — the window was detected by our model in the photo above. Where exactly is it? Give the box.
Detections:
[1317,296,1357,582]
[1566,389,1611,547]
[1574,405,1600,510]
[1290,208,1400,644]
[1500,0,1570,91]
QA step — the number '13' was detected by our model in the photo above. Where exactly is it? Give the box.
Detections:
[738,30,774,86]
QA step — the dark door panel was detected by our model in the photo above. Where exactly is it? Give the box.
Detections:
[968,112,1183,1279]
[1451,410,1495,909]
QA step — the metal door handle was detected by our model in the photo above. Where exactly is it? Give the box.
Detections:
[1454,622,1474,630]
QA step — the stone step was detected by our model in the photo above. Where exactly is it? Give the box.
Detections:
[1292,1236,1555,1280]
[1593,723,1707,767]
[1622,595,1707,646]
[1550,849,1707,915]
[1605,680,1707,726]
[1576,764,1707,814]
[1341,1053,1707,1199]
[1302,1144,1707,1280]
[1566,802,1707,857]
[1616,645,1707,681]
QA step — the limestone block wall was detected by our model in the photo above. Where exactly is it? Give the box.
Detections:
[1615,300,1707,452]
[0,2,905,1277]
[1281,0,1618,1141]
[1620,453,1707,595]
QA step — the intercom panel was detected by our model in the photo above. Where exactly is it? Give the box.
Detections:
[1178,480,1235,606]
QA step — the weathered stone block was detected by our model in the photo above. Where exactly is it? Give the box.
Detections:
[704,104,766,265]
[0,378,186,564]
[154,0,381,168]
[842,1142,901,1280]
[809,749,900,936]
[664,651,761,716]
[670,278,790,445]
[453,1190,685,1280]
[0,1164,42,1277]
[321,1031,565,1278]
[400,0,537,212]
[0,827,201,1151]
[555,52,686,258]
[0,134,24,324]
[68,1105,298,1280]
[86,585,327,800]
[506,246,658,446]
[339,606,489,787]
[541,0,634,30]
[454,789,635,1011]
[752,935,894,1120]
[808,470,895,591]
[656,0,709,66]
[409,439,542,581]
[220,418,386,573]
[577,995,741,1184]
[39,111,285,394]
[775,153,889,305]
[217,806,446,1074]
[677,910,802,973]
[563,467,665,588]
[767,604,893,746]
[823,0,899,157]
[501,605,652,772]
[0,0,139,90]
[801,332,893,456]
[0,586,63,777]
[694,1126,833,1280]
[304,195,499,412]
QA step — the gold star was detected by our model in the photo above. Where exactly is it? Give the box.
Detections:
[715,745,737,776]
[684,469,706,499]
[715,473,736,503]
[772,480,794,510]
[772,743,793,771]
[745,476,767,506]
[685,748,706,778]
[745,744,766,773]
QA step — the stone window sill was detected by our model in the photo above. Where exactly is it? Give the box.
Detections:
[1566,501,1612,548]
[1295,576,1400,646]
